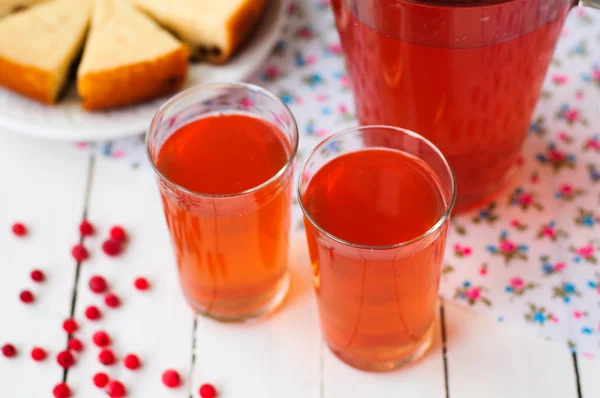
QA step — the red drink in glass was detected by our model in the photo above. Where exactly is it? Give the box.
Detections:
[332,0,571,211]
[148,83,298,321]
[299,126,455,371]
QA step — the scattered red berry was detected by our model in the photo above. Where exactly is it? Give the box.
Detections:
[93,331,111,347]
[11,222,27,237]
[56,350,75,369]
[199,383,217,398]
[123,353,141,370]
[52,382,71,398]
[93,372,110,388]
[79,220,95,236]
[107,380,127,398]
[134,277,150,291]
[102,239,122,257]
[30,269,45,283]
[162,369,181,388]
[1,343,17,358]
[89,275,108,294]
[71,244,89,262]
[19,290,35,304]
[99,348,116,366]
[85,305,102,321]
[109,226,127,242]
[68,338,84,352]
[105,293,121,308]
[31,347,47,362]
[62,318,79,334]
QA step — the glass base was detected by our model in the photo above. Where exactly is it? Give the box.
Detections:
[453,163,522,214]
[186,272,290,323]
[328,322,436,372]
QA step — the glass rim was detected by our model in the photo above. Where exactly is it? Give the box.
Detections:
[146,82,299,199]
[297,125,457,251]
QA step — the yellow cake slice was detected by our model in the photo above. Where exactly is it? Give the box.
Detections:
[0,0,90,104]
[77,0,189,110]
[0,0,46,17]
[129,0,267,64]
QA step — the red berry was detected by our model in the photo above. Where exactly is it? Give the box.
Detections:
[68,338,84,352]
[99,348,116,366]
[85,305,102,321]
[109,226,127,242]
[31,347,47,361]
[56,350,75,369]
[199,384,217,398]
[19,290,35,304]
[102,239,122,256]
[134,277,150,291]
[30,269,45,282]
[52,382,71,398]
[11,222,27,237]
[71,244,89,262]
[107,380,127,398]
[93,372,110,388]
[79,220,95,236]
[93,331,111,347]
[123,353,141,370]
[162,369,181,388]
[105,293,121,308]
[62,318,79,334]
[1,343,17,358]
[89,275,108,294]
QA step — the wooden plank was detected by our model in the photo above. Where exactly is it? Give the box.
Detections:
[0,132,89,397]
[444,302,578,398]
[67,155,194,397]
[191,239,322,398]
[322,304,446,398]
[578,354,600,398]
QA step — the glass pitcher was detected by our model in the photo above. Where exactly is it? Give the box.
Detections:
[332,0,597,212]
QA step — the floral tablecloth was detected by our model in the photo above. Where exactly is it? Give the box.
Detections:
[86,2,600,359]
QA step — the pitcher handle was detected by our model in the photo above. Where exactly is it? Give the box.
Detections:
[579,0,600,8]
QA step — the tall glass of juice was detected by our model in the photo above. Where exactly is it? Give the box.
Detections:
[298,126,455,371]
[147,83,298,322]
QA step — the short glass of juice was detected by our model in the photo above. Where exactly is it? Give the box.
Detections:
[298,126,455,371]
[147,83,298,322]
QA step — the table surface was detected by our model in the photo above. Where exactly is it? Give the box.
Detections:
[1,131,600,397]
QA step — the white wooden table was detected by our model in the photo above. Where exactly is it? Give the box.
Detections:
[1,130,599,397]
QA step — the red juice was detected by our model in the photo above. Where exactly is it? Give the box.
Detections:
[332,0,571,211]
[156,113,293,319]
[302,148,448,369]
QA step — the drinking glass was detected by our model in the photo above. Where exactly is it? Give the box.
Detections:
[332,0,599,212]
[147,83,298,322]
[298,126,456,371]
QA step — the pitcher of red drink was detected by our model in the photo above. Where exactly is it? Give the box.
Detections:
[332,0,599,212]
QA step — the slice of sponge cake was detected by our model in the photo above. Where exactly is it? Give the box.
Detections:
[0,0,46,17]
[77,0,189,110]
[129,0,267,64]
[0,0,90,104]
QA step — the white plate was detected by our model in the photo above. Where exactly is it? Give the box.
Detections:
[0,0,284,141]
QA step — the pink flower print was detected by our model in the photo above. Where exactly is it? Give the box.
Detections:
[297,26,312,38]
[564,109,580,122]
[552,74,569,85]
[239,97,254,108]
[554,262,566,271]
[340,75,350,89]
[541,226,556,239]
[576,245,595,258]
[113,150,125,159]
[465,287,480,301]
[510,277,524,290]
[548,149,565,162]
[551,315,559,324]
[557,131,571,141]
[338,104,348,113]
[316,94,327,103]
[574,311,584,319]
[453,243,472,257]
[479,267,488,276]
[74,142,87,149]
[593,68,600,82]
[287,3,299,14]
[516,156,525,167]
[582,353,594,359]
[517,192,533,206]
[576,8,587,17]
[316,129,329,137]
[264,67,279,79]
[575,91,584,101]
[597,286,600,295]
[327,43,342,54]
[559,184,574,195]
[306,55,317,65]
[500,240,517,253]
[509,219,521,228]
[585,138,600,151]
